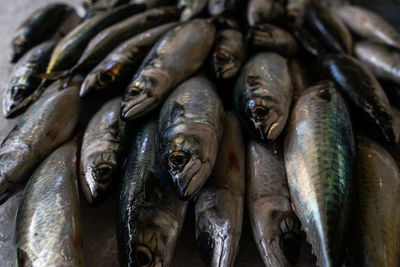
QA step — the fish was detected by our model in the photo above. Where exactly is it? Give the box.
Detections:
[121,19,215,121]
[350,136,400,267]
[3,40,57,118]
[333,5,400,49]
[65,7,181,77]
[234,52,292,142]
[131,0,175,8]
[321,54,396,143]
[247,0,285,27]
[117,119,188,267]
[80,97,126,205]
[293,27,328,58]
[381,81,400,110]
[178,0,208,21]
[355,41,400,85]
[83,0,129,18]
[194,112,245,267]
[0,78,82,204]
[14,138,83,266]
[158,75,225,200]
[247,139,303,267]
[45,4,146,75]
[210,29,246,80]
[10,3,76,63]
[208,0,238,16]
[287,0,307,27]
[284,81,355,267]
[79,22,178,99]
[304,2,353,54]
[246,23,297,57]
[289,59,310,101]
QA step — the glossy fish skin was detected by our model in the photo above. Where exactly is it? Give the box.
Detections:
[71,7,181,75]
[178,0,208,21]
[80,23,177,99]
[287,0,307,27]
[3,40,57,118]
[80,98,126,205]
[304,3,353,54]
[234,52,292,142]
[0,80,82,204]
[321,54,395,143]
[158,75,225,200]
[355,41,400,85]
[14,139,83,267]
[284,81,355,267]
[10,3,75,63]
[210,29,246,81]
[118,119,187,267]
[194,112,245,267]
[352,136,400,267]
[131,0,175,8]
[293,27,327,58]
[208,0,238,16]
[289,59,309,101]
[333,5,400,49]
[246,23,297,57]
[247,0,285,27]
[46,4,146,74]
[247,139,302,267]
[121,19,215,121]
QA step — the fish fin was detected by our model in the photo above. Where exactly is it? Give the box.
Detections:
[37,69,72,80]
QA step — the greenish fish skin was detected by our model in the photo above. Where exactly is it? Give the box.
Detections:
[234,52,292,142]
[355,41,400,85]
[118,119,187,267]
[10,3,76,63]
[79,22,178,99]
[121,19,215,121]
[3,40,57,118]
[158,75,225,200]
[14,139,84,267]
[247,0,285,27]
[247,139,303,267]
[321,54,395,143]
[284,81,355,267]
[210,29,246,81]
[178,0,208,21]
[349,136,400,267]
[71,7,181,75]
[46,4,146,74]
[80,97,126,205]
[333,5,400,49]
[0,79,82,204]
[194,112,245,267]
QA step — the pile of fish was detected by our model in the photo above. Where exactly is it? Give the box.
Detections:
[3,0,400,266]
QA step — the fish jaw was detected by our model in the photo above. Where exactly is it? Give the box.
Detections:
[79,73,99,99]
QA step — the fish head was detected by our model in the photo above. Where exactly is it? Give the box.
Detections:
[10,33,26,63]
[130,225,165,267]
[3,83,32,118]
[160,124,217,200]
[121,67,171,121]
[212,48,241,80]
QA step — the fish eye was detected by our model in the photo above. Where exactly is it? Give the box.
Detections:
[94,163,113,182]
[168,151,190,171]
[247,100,269,120]
[279,232,301,265]
[98,72,114,84]
[214,49,231,63]
[128,79,147,96]
[133,245,153,266]
[11,86,26,100]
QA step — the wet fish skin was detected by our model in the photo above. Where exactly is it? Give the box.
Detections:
[158,75,225,200]
[80,22,178,99]
[15,139,84,267]
[80,97,126,205]
[0,80,82,204]
[194,112,245,267]
[246,23,297,57]
[208,0,238,16]
[178,0,208,21]
[284,81,355,267]
[355,41,400,85]
[293,26,328,58]
[46,4,146,74]
[234,52,292,142]
[118,119,187,267]
[321,54,395,143]
[210,29,246,81]
[247,139,302,267]
[287,0,307,27]
[333,5,400,49]
[10,3,75,63]
[3,40,57,118]
[131,0,175,8]
[289,59,310,101]
[304,2,353,54]
[247,0,285,27]
[121,19,215,121]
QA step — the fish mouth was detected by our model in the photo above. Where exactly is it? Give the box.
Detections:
[249,111,279,141]
[214,62,238,80]
[121,94,156,121]
[198,232,234,267]
[79,74,98,99]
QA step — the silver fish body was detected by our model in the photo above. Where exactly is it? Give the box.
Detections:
[194,112,245,267]
[118,119,187,267]
[0,80,82,204]
[121,19,215,121]
[158,75,225,200]
[234,52,292,142]
[178,0,208,21]
[80,97,126,204]
[284,81,355,267]
[15,139,84,267]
